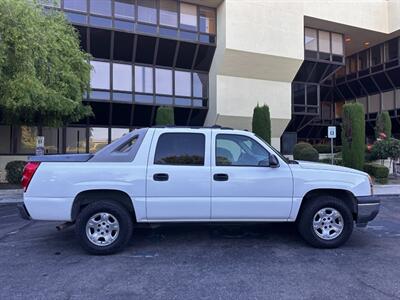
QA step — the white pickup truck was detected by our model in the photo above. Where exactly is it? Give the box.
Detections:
[19,126,380,254]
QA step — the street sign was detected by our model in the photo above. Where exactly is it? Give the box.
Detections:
[36,136,45,156]
[328,126,336,138]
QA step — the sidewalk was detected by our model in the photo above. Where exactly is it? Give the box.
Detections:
[0,186,398,204]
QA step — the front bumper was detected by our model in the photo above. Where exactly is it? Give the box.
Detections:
[356,195,381,227]
[17,204,31,220]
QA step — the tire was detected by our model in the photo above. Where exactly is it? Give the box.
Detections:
[297,195,354,248]
[75,200,133,255]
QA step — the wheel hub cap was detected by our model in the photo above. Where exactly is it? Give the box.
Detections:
[313,207,344,240]
[86,212,120,246]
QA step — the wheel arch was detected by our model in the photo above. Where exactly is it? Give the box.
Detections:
[71,189,136,222]
[296,188,357,221]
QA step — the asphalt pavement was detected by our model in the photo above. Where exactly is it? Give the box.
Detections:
[0,197,400,299]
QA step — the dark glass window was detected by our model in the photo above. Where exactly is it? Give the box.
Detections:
[115,0,135,20]
[216,134,270,167]
[89,127,109,153]
[64,0,87,12]
[159,0,178,27]
[16,127,38,154]
[293,84,305,105]
[154,133,205,165]
[66,127,87,154]
[358,50,369,70]
[138,0,157,24]
[386,38,398,61]
[306,85,318,106]
[0,126,11,154]
[42,127,62,154]
[371,45,382,66]
[193,73,207,98]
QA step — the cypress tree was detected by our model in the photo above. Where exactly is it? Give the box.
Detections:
[155,106,175,125]
[375,111,392,139]
[252,104,271,144]
[341,103,365,170]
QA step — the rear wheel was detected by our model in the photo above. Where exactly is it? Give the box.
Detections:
[75,201,133,255]
[297,195,354,248]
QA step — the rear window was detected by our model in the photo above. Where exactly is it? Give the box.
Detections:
[154,133,205,166]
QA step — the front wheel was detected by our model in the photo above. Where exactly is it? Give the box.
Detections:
[297,195,354,248]
[75,201,133,255]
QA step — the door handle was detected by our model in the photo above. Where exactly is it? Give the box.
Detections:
[213,173,229,181]
[153,173,169,181]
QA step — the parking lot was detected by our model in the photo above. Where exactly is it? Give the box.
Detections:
[0,198,400,300]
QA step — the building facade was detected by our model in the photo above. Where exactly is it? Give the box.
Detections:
[1,0,400,170]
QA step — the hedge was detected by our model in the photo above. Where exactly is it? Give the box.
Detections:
[5,161,27,184]
[293,142,319,162]
[364,163,389,184]
[252,104,271,144]
[341,103,365,170]
[313,144,341,154]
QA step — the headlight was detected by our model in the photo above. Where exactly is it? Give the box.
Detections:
[368,175,374,195]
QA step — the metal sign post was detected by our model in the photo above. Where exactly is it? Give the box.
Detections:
[328,126,336,165]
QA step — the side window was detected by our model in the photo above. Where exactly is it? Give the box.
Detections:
[154,133,205,166]
[216,134,270,166]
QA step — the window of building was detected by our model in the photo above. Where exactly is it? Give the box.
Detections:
[358,50,370,70]
[111,128,130,141]
[385,38,398,62]
[346,55,357,74]
[331,33,343,55]
[304,28,317,51]
[180,3,197,31]
[90,0,111,16]
[306,85,318,106]
[199,7,216,34]
[16,127,38,154]
[89,127,109,153]
[293,83,305,105]
[159,0,178,27]
[318,31,330,53]
[66,127,87,153]
[371,45,382,66]
[0,126,11,154]
[193,73,207,98]
[135,66,153,93]
[154,133,205,165]
[64,0,87,12]
[138,0,157,24]
[368,94,380,113]
[216,134,270,167]
[357,97,368,113]
[90,61,110,89]
[175,70,191,97]
[155,68,172,95]
[382,91,395,111]
[113,63,132,91]
[115,0,135,20]
[42,127,62,154]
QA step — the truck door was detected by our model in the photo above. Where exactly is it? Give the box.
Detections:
[146,129,211,220]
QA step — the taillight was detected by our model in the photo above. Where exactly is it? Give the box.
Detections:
[21,162,40,192]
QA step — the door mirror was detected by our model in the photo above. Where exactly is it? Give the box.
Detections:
[269,154,280,168]
[258,159,270,167]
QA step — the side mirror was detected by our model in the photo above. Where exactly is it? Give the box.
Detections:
[269,154,280,168]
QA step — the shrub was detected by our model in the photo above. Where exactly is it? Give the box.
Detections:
[375,112,392,139]
[5,161,27,184]
[341,103,365,170]
[313,144,341,154]
[319,158,343,165]
[156,106,174,125]
[293,143,319,162]
[252,104,271,144]
[364,163,389,184]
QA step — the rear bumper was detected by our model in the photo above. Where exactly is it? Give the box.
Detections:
[356,195,382,227]
[18,204,31,220]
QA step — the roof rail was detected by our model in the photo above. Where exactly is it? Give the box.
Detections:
[151,125,234,130]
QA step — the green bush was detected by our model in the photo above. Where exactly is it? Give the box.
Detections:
[364,163,389,183]
[5,161,27,184]
[375,112,392,139]
[252,104,271,144]
[293,143,319,162]
[313,144,341,154]
[156,106,174,125]
[341,103,365,170]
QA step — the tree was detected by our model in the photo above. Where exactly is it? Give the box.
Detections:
[375,112,392,139]
[371,138,400,177]
[341,103,365,170]
[252,104,271,144]
[155,106,174,125]
[0,0,91,127]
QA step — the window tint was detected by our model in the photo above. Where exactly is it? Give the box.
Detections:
[216,134,270,166]
[154,133,205,165]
